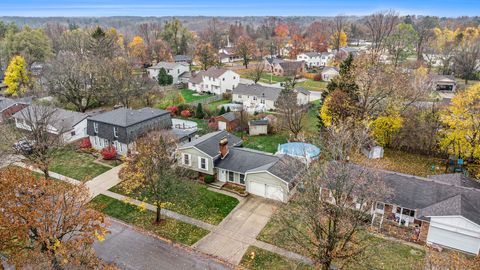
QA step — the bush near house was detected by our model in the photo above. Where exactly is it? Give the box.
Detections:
[166,105,179,116]
[313,73,322,81]
[101,146,117,160]
[180,109,191,118]
[204,174,215,184]
[79,138,92,149]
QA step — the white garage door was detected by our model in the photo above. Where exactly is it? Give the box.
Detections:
[249,182,265,197]
[218,121,227,131]
[266,185,284,201]
[427,226,480,254]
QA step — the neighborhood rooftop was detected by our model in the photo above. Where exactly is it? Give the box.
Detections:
[148,61,188,69]
[180,130,242,157]
[13,105,88,132]
[88,107,170,127]
[215,147,279,174]
[234,83,282,101]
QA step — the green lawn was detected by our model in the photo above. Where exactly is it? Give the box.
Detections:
[296,79,327,92]
[257,205,426,270]
[240,246,312,270]
[185,117,209,135]
[236,132,288,154]
[110,182,239,225]
[259,73,289,84]
[205,99,230,112]
[351,148,447,177]
[155,89,214,109]
[180,89,214,103]
[89,195,209,245]
[302,104,320,135]
[50,148,111,181]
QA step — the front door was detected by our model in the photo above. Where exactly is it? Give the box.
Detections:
[218,169,226,182]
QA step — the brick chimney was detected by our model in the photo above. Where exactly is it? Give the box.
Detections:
[219,137,229,159]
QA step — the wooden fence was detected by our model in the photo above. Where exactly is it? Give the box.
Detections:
[186,95,223,107]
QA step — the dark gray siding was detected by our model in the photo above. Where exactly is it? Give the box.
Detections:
[87,114,172,144]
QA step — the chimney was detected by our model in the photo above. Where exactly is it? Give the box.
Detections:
[219,137,229,159]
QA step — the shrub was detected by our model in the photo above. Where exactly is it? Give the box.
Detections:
[196,103,205,119]
[166,105,178,116]
[222,92,232,100]
[313,73,323,81]
[208,117,218,131]
[204,175,215,184]
[180,109,191,118]
[101,146,117,160]
[177,103,190,112]
[218,106,226,115]
[79,138,92,149]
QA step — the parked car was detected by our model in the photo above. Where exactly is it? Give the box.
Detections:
[13,139,34,155]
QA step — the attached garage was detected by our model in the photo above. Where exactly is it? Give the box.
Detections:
[426,217,480,255]
[246,171,290,203]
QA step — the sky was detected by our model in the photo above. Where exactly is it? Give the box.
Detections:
[0,0,479,17]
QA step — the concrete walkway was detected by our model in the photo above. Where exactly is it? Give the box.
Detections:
[86,165,124,198]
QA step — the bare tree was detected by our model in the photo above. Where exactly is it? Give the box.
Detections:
[12,105,64,178]
[454,37,480,85]
[329,15,346,51]
[276,78,307,140]
[412,16,438,61]
[250,62,265,83]
[364,11,399,55]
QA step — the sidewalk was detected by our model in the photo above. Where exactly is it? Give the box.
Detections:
[86,165,124,198]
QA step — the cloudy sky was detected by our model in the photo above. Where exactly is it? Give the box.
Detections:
[0,0,478,17]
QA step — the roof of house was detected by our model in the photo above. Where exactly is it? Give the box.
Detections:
[179,130,242,157]
[265,57,285,65]
[278,61,304,71]
[0,97,31,112]
[295,87,310,95]
[246,154,305,184]
[249,119,268,126]
[189,67,232,84]
[174,55,192,62]
[322,66,339,74]
[216,148,279,173]
[13,105,88,132]
[148,61,187,70]
[217,112,236,122]
[340,47,360,54]
[427,173,480,189]
[381,171,480,225]
[429,74,456,83]
[234,83,282,101]
[88,107,170,127]
[301,52,321,58]
[171,128,197,141]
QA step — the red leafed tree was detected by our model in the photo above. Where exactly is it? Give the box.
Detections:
[289,34,305,59]
[180,110,191,118]
[101,146,117,160]
[312,33,328,52]
[274,24,289,39]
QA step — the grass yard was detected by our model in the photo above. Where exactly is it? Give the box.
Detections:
[236,132,288,154]
[296,79,327,92]
[205,99,230,112]
[240,246,312,270]
[180,89,214,103]
[155,89,214,109]
[302,104,320,135]
[257,204,426,270]
[110,182,239,225]
[351,148,447,177]
[186,117,209,135]
[258,73,289,84]
[50,148,111,181]
[89,195,209,245]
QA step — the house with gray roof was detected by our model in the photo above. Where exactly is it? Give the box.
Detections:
[321,66,339,81]
[87,107,172,155]
[13,105,88,143]
[0,96,31,123]
[297,52,322,68]
[370,170,480,255]
[147,61,189,84]
[188,67,240,95]
[273,61,305,77]
[429,74,456,92]
[177,130,305,202]
[174,54,193,64]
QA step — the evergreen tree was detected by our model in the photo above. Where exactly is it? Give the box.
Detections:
[218,106,226,115]
[226,106,231,113]
[196,103,205,119]
[324,53,358,101]
[157,68,173,86]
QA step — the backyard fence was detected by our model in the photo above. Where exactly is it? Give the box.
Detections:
[187,95,223,107]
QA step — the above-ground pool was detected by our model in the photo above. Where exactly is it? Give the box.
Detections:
[277,142,321,160]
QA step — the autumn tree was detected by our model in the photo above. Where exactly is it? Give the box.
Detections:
[422,250,480,270]
[275,125,389,270]
[440,83,480,161]
[412,16,438,61]
[161,18,193,55]
[454,29,480,84]
[128,36,148,64]
[2,25,53,66]
[0,167,108,268]
[250,62,265,83]
[328,16,347,51]
[364,11,399,55]
[195,42,217,70]
[4,55,30,97]
[152,38,173,62]
[119,132,191,223]
[235,35,257,68]
[385,22,418,67]
[88,26,119,58]
[329,31,347,50]
[289,34,305,59]
[370,115,403,147]
[276,79,306,140]
[427,27,457,74]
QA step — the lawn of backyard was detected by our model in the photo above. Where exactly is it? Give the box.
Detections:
[50,148,111,181]
[257,205,426,270]
[205,99,230,112]
[89,195,209,245]
[351,148,447,177]
[240,246,312,270]
[236,132,288,154]
[296,79,327,92]
[156,89,214,109]
[110,181,239,225]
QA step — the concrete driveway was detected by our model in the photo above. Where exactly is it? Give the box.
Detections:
[193,196,278,264]
[95,219,232,270]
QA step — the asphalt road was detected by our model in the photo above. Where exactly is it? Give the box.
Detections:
[94,219,232,270]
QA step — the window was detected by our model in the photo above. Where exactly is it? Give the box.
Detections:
[198,157,208,170]
[93,122,98,133]
[228,171,234,182]
[113,127,118,138]
[260,99,265,104]
[94,136,98,146]
[223,78,225,81]
[183,154,191,166]
[70,131,76,136]
[233,76,236,79]
[104,139,108,146]
[239,174,245,184]
[253,96,257,101]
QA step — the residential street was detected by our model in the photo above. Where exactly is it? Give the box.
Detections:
[94,219,232,270]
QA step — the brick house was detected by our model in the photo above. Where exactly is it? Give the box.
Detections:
[0,97,31,123]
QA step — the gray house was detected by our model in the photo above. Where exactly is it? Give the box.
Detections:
[87,107,172,155]
[177,130,304,202]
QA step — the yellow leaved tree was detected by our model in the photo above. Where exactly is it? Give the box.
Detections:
[329,31,347,50]
[4,55,30,97]
[370,114,403,147]
[440,83,480,160]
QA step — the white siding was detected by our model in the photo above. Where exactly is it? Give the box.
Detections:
[427,216,480,255]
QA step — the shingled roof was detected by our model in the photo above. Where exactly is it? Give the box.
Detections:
[179,130,242,157]
[188,67,231,84]
[216,148,279,173]
[13,105,88,132]
[234,83,282,101]
[88,107,169,127]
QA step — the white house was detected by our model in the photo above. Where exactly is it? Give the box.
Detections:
[147,62,189,84]
[188,67,240,95]
[297,52,322,68]
[12,105,88,143]
[321,66,339,81]
[320,52,335,66]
